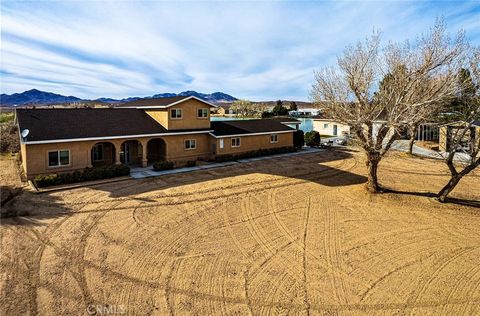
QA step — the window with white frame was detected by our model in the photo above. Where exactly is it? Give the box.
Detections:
[219,138,224,149]
[185,139,196,150]
[231,137,241,147]
[170,108,183,119]
[92,144,104,161]
[324,123,329,128]
[270,134,278,143]
[197,108,209,118]
[48,150,70,167]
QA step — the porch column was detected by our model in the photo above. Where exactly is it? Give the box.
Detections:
[141,140,148,168]
[114,142,122,165]
[87,147,93,168]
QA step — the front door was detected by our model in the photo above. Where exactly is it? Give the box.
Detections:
[121,142,131,164]
[333,124,338,136]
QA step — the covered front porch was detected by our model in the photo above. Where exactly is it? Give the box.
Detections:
[90,138,167,168]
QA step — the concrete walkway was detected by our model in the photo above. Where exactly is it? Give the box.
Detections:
[391,140,471,162]
[130,147,322,179]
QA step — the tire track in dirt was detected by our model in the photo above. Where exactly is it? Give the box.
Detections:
[406,246,480,314]
[442,253,480,315]
[165,258,179,316]
[302,197,311,316]
[12,214,73,315]
[28,199,127,312]
[324,198,348,306]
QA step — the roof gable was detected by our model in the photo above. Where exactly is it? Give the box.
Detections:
[118,96,217,109]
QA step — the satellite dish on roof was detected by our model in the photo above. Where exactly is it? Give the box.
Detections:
[21,129,29,138]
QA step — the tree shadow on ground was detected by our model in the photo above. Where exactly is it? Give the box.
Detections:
[96,148,368,198]
[0,188,70,225]
[1,148,366,225]
[382,188,480,209]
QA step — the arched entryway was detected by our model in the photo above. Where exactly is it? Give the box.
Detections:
[91,142,116,167]
[120,140,143,165]
[147,138,167,164]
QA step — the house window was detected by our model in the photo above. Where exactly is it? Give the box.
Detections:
[219,139,224,149]
[92,144,104,161]
[48,150,70,167]
[270,134,278,143]
[324,123,329,128]
[171,108,183,119]
[185,139,196,150]
[197,108,209,118]
[231,137,241,147]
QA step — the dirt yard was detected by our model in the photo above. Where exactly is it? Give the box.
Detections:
[1,149,479,315]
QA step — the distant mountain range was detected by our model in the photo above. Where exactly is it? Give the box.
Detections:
[0,89,238,106]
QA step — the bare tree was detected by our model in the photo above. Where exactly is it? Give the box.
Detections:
[437,49,480,202]
[230,99,254,117]
[311,20,466,192]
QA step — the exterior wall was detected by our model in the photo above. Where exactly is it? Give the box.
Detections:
[21,133,215,179]
[145,99,212,130]
[214,132,294,156]
[145,110,169,128]
[313,120,350,136]
[23,140,98,179]
[161,133,213,162]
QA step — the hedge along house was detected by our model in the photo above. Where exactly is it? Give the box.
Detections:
[16,96,297,179]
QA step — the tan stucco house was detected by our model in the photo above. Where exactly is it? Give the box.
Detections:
[16,96,297,179]
[312,119,350,136]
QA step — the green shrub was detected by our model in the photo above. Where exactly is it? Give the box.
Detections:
[305,131,321,147]
[293,130,305,148]
[153,160,175,171]
[215,146,295,162]
[34,164,130,188]
[186,160,197,167]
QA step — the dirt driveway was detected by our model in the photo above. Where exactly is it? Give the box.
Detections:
[1,149,479,315]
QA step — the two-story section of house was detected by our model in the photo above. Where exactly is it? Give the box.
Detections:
[16,96,297,179]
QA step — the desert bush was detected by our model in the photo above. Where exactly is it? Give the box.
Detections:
[153,160,175,171]
[293,130,305,148]
[0,112,14,124]
[34,164,130,188]
[305,131,321,147]
[0,122,20,153]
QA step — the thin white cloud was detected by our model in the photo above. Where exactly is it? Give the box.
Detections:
[1,1,479,100]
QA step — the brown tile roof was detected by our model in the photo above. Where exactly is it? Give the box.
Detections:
[270,117,301,124]
[16,109,296,143]
[210,119,296,136]
[16,108,174,142]
[117,96,187,107]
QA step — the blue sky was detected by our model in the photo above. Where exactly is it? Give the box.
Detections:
[1,1,479,101]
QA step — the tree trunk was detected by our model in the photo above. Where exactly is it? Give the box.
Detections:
[408,136,415,155]
[437,175,462,202]
[366,154,381,192]
[437,160,479,202]
[408,124,417,155]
